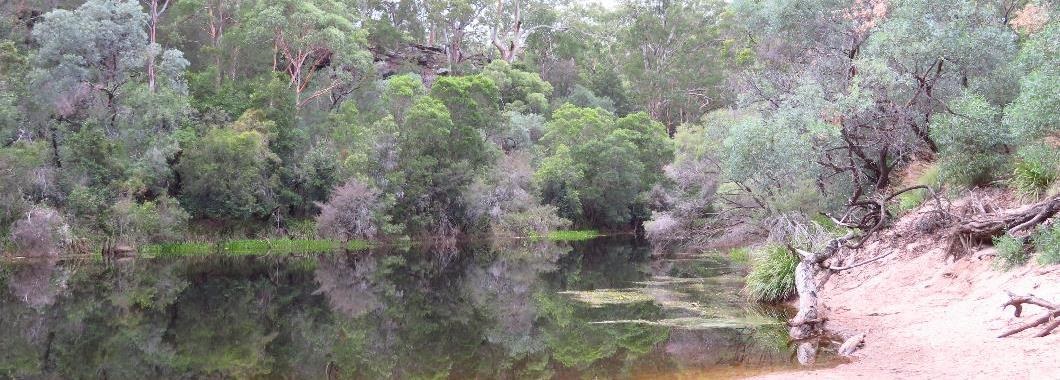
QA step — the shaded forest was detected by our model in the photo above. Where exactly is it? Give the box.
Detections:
[0,0,1058,271]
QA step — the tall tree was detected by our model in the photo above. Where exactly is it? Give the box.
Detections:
[250,0,372,110]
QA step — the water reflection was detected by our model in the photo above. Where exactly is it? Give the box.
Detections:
[0,237,814,378]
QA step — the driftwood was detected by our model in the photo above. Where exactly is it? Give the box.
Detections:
[838,332,867,357]
[947,194,1060,259]
[998,292,1060,338]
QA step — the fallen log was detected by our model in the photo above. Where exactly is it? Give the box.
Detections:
[838,332,866,357]
[998,292,1060,338]
[947,195,1060,259]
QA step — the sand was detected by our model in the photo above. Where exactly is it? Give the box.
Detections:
[752,202,1060,379]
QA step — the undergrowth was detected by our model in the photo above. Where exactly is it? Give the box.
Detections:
[744,244,798,303]
[992,234,1028,271]
[1034,224,1060,266]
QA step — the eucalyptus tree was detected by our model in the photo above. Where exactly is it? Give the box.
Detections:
[248,0,374,111]
[615,0,730,132]
[723,0,1020,219]
[31,0,188,128]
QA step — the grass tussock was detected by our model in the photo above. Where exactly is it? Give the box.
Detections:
[992,235,1029,271]
[744,244,798,304]
[896,163,942,212]
[1009,144,1060,200]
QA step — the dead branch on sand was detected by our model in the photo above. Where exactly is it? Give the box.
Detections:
[999,292,1060,338]
[946,195,1060,260]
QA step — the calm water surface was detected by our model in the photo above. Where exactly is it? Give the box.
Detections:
[0,237,824,379]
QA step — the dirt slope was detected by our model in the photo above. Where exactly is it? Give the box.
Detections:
[753,199,1060,379]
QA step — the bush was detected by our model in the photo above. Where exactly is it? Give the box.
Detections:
[992,234,1029,271]
[9,206,71,256]
[931,94,1009,188]
[108,196,190,244]
[315,179,389,241]
[495,204,571,237]
[744,245,798,303]
[1009,144,1059,199]
[1034,224,1060,266]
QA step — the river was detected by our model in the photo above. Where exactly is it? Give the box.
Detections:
[0,236,827,378]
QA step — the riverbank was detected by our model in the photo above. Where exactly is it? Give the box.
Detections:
[753,195,1060,379]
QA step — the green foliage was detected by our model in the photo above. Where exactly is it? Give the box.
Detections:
[1034,224,1060,266]
[385,95,494,234]
[992,234,1029,271]
[481,60,553,113]
[247,0,372,110]
[897,164,942,212]
[429,75,500,131]
[1004,22,1060,143]
[175,127,280,221]
[1009,144,1059,199]
[534,230,601,242]
[61,125,127,187]
[108,196,190,244]
[537,105,673,228]
[931,94,1009,188]
[744,245,798,304]
[728,247,752,266]
[724,116,823,214]
[0,143,49,232]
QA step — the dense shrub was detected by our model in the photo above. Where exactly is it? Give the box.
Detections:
[1034,224,1060,266]
[176,127,280,221]
[9,206,71,256]
[466,152,569,237]
[315,179,389,241]
[108,196,190,244]
[992,234,1029,271]
[1009,144,1059,199]
[930,94,1009,188]
[744,245,798,303]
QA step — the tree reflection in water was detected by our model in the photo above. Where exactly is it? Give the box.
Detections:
[0,236,811,378]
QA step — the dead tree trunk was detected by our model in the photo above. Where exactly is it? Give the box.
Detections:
[946,194,1060,259]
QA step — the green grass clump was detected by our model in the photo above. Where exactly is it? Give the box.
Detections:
[744,245,798,304]
[141,238,371,257]
[534,230,601,241]
[141,242,217,257]
[992,234,1028,271]
[727,247,751,266]
[1009,144,1059,199]
[1033,224,1060,266]
[222,239,349,255]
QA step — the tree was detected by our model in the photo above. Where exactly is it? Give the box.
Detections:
[175,127,280,221]
[31,0,187,126]
[489,0,560,62]
[537,104,672,228]
[387,95,494,235]
[143,0,172,92]
[616,0,730,132]
[429,74,500,131]
[427,0,490,72]
[250,0,373,110]
[1004,20,1060,143]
